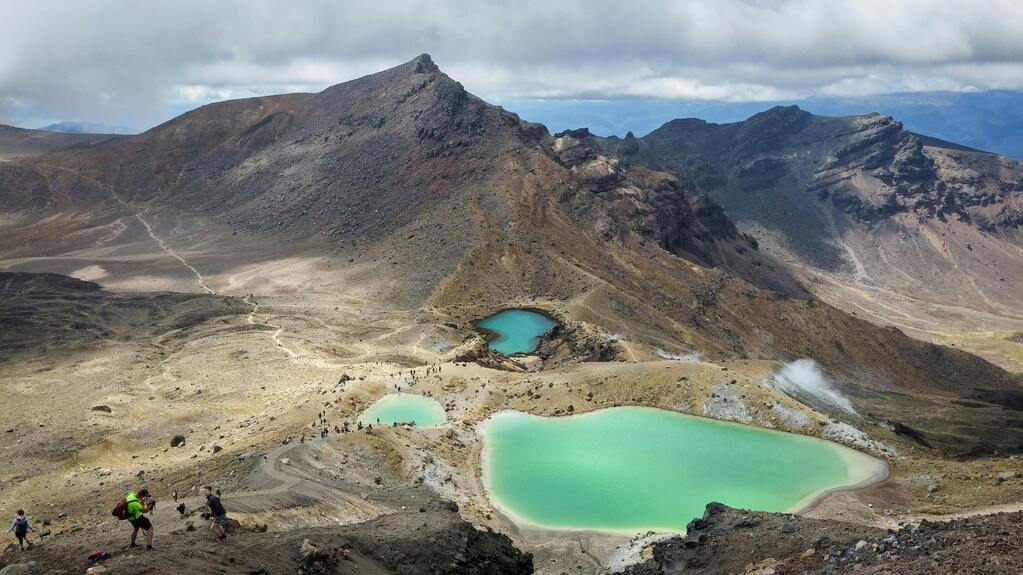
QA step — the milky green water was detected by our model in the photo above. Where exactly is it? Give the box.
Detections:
[477,309,558,355]
[480,407,885,533]
[358,394,446,427]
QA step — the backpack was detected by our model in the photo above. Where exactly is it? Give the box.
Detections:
[13,516,28,533]
[112,498,128,520]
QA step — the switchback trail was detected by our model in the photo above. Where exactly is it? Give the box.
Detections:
[243,294,301,361]
[208,439,386,525]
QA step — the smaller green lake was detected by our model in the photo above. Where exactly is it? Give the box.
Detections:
[358,394,446,427]
[480,407,886,533]
[477,309,558,355]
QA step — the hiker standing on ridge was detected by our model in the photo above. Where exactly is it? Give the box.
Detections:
[8,509,34,550]
[201,485,228,541]
[124,488,155,550]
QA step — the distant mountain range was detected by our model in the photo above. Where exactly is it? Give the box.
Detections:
[500,90,1023,159]
[28,91,1023,159]
[41,120,135,135]
[0,123,122,157]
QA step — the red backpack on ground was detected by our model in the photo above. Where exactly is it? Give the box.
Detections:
[111,497,128,520]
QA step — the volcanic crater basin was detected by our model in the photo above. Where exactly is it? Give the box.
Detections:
[480,407,887,533]
[357,393,447,427]
[476,308,558,355]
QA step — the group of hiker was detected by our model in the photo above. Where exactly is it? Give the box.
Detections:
[390,363,443,391]
[8,485,228,553]
[8,366,455,555]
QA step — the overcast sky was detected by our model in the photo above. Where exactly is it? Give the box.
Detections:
[3,0,1023,130]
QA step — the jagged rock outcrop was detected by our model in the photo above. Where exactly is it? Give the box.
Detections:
[625,503,1023,575]
[551,127,808,298]
[439,337,528,371]
[622,106,1023,229]
[535,319,626,363]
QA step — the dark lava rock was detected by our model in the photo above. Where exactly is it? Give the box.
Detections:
[170,435,186,447]
[815,512,1023,575]
[626,504,1023,575]
[624,503,881,575]
[91,405,112,413]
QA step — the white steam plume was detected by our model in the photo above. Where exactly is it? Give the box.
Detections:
[655,348,702,362]
[766,358,856,415]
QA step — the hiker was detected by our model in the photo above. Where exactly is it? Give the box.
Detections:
[124,489,155,550]
[8,509,33,550]
[201,486,228,541]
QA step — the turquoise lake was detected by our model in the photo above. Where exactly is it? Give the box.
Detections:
[477,309,558,355]
[358,394,446,427]
[480,407,885,533]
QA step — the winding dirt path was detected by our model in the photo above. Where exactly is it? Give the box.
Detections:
[37,163,216,294]
[243,294,302,361]
[133,212,216,294]
[163,439,387,530]
[34,164,344,367]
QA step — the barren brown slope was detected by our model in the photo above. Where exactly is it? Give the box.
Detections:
[0,55,1020,455]
[0,55,782,305]
[0,56,538,304]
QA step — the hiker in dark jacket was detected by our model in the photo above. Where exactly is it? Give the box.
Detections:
[125,489,155,550]
[8,509,33,550]
[201,485,228,541]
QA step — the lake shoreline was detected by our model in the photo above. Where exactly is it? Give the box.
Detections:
[472,307,560,356]
[476,406,890,535]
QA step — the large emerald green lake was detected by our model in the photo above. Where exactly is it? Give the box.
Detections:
[358,393,446,427]
[477,309,557,355]
[480,407,885,533]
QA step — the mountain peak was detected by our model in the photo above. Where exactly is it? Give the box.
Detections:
[745,104,809,123]
[412,53,438,74]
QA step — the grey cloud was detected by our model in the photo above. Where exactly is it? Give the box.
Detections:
[2,0,1022,129]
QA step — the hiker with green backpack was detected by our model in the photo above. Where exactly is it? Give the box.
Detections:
[113,488,155,550]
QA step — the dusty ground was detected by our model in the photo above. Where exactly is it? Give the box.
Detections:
[1,200,1021,574]
[3,267,1021,573]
